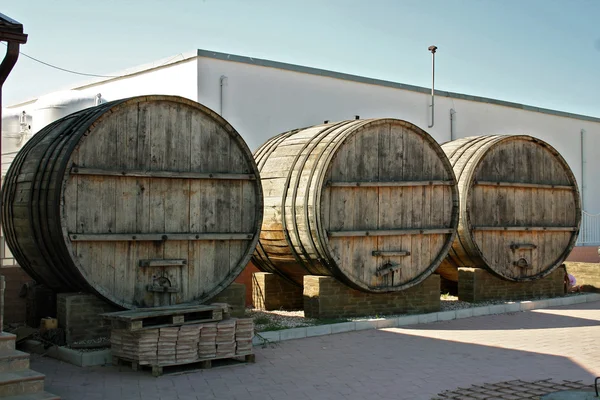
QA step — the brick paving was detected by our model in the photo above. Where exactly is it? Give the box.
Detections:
[28,301,600,400]
[432,379,594,399]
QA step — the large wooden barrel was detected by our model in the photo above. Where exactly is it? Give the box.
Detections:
[436,135,581,282]
[252,119,459,292]
[2,95,263,309]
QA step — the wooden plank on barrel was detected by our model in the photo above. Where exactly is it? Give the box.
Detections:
[228,143,245,284]
[194,119,218,295]
[64,168,79,256]
[165,105,190,305]
[214,119,233,290]
[327,131,357,281]
[133,99,153,305]
[506,141,519,273]
[429,144,449,270]
[422,141,436,273]
[164,183,190,304]
[112,106,140,301]
[376,123,402,285]
[353,127,379,285]
[399,128,414,284]
[406,132,423,282]
[528,143,542,273]
[146,104,168,306]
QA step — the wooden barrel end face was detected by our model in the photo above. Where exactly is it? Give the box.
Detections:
[462,136,581,281]
[19,95,267,309]
[319,119,459,292]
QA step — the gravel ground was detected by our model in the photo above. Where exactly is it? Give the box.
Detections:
[248,292,588,332]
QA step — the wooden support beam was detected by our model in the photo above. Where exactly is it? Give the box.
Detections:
[70,167,256,181]
[371,251,410,257]
[139,259,187,268]
[328,228,453,237]
[509,244,538,250]
[327,180,454,188]
[69,233,255,241]
[474,181,574,190]
[472,226,577,232]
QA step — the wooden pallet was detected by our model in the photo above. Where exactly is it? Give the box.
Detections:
[112,353,256,377]
[102,304,225,331]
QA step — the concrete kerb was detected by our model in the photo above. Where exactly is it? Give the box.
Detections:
[22,339,112,367]
[252,293,600,345]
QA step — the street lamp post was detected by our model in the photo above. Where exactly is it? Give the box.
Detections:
[428,45,437,128]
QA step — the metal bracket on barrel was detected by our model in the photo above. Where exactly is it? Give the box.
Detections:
[513,258,532,269]
[372,250,410,257]
[510,244,537,251]
[139,259,187,268]
[146,284,180,293]
[146,276,180,293]
[375,261,401,277]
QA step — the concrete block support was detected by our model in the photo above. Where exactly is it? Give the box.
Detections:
[252,272,304,310]
[208,282,246,317]
[57,293,120,345]
[458,266,566,303]
[303,274,440,319]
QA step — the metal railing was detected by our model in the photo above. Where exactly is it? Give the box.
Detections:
[576,210,600,246]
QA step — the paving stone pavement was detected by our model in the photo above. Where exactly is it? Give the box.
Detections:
[28,301,600,400]
[432,379,595,399]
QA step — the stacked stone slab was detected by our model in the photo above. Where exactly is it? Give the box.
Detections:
[216,320,236,358]
[111,330,158,364]
[198,323,217,359]
[110,317,255,370]
[234,319,253,354]
[177,325,202,364]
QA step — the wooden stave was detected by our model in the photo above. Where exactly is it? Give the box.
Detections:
[2,95,264,309]
[437,135,581,282]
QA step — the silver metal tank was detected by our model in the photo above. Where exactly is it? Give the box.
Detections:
[32,90,106,133]
[1,108,33,177]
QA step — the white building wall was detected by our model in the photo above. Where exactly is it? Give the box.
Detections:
[196,56,600,216]
[74,58,199,105]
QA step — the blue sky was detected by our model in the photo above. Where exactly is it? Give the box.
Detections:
[2,0,600,117]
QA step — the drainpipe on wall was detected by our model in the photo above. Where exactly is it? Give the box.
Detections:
[580,128,586,211]
[449,108,456,141]
[428,45,437,128]
[219,75,227,116]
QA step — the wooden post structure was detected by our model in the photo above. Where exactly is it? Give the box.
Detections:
[0,13,27,332]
